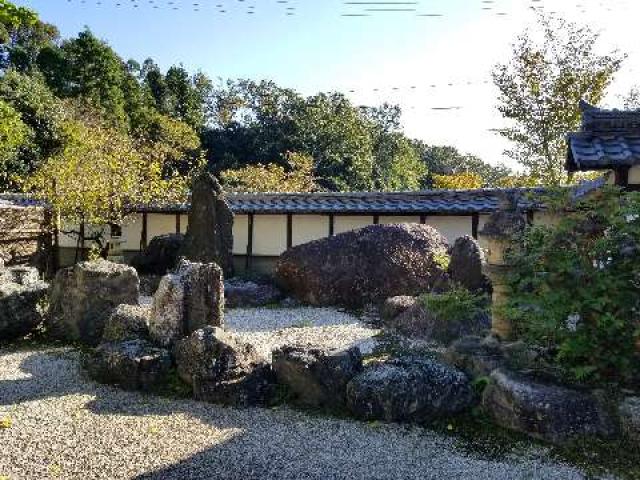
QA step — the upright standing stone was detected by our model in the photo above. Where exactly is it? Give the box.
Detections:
[180,172,234,277]
[149,259,224,347]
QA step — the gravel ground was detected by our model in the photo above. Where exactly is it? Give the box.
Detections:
[0,347,597,480]
[225,307,380,359]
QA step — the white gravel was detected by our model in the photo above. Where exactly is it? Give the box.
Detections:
[225,306,380,359]
[0,348,597,480]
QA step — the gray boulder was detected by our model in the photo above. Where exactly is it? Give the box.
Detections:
[149,259,224,347]
[444,335,505,378]
[381,296,417,322]
[0,280,48,341]
[174,326,273,407]
[102,304,151,343]
[272,345,363,409]
[48,260,139,346]
[225,279,283,308]
[387,301,490,345]
[447,236,491,294]
[482,369,618,444]
[131,233,185,275]
[276,224,450,308]
[85,339,172,392]
[619,397,640,443]
[346,357,475,423]
[180,172,234,277]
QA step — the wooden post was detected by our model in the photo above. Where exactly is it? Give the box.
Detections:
[615,166,630,188]
[140,213,148,250]
[329,214,335,236]
[373,215,380,225]
[286,214,293,249]
[472,213,480,239]
[175,213,181,234]
[245,213,254,271]
[420,214,427,225]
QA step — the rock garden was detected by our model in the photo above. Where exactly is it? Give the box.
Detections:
[1,183,640,479]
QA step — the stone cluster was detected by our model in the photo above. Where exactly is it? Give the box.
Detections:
[0,265,48,341]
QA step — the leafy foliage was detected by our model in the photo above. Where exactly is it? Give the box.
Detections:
[493,14,623,185]
[432,172,483,190]
[220,152,317,193]
[418,287,486,323]
[503,188,640,385]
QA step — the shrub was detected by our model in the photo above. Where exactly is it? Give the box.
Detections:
[418,287,486,323]
[503,187,640,385]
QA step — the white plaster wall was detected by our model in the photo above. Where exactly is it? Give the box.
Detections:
[334,215,374,234]
[378,215,421,225]
[629,165,640,184]
[233,214,248,255]
[292,215,329,246]
[425,216,473,243]
[532,211,559,227]
[253,214,287,256]
[121,214,143,250]
[148,214,177,241]
[58,223,109,248]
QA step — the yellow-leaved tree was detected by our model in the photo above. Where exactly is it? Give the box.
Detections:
[25,102,201,258]
[432,172,483,190]
[220,152,317,193]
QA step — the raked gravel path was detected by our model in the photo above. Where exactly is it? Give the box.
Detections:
[0,347,603,480]
[225,306,380,359]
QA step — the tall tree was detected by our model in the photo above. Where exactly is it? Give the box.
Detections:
[493,14,623,184]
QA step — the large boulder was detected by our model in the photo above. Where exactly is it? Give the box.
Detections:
[387,300,491,345]
[444,335,505,378]
[48,260,139,346]
[275,224,450,308]
[102,304,151,343]
[149,259,224,347]
[346,357,475,423]
[85,339,172,392]
[224,279,283,308]
[272,345,363,409]
[174,326,273,407]
[180,172,234,277]
[447,236,491,294]
[130,233,184,275]
[0,280,48,341]
[482,369,618,444]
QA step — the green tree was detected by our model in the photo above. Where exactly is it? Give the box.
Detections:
[0,98,29,187]
[493,14,623,185]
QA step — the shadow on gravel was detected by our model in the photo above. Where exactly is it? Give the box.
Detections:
[0,348,593,480]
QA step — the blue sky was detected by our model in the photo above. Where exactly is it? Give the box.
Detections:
[13,0,640,169]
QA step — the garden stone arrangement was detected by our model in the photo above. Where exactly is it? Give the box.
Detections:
[0,264,48,341]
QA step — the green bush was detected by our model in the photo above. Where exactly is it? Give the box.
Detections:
[418,287,486,323]
[503,187,640,385]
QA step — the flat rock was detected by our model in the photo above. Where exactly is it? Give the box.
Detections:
[444,335,505,378]
[346,357,475,423]
[275,224,449,308]
[174,326,273,407]
[225,279,283,308]
[272,345,363,409]
[85,339,172,392]
[482,369,618,444]
[619,397,640,443]
[48,260,139,346]
[381,296,417,322]
[102,304,151,343]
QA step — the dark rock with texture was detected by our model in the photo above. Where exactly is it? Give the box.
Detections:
[272,345,363,409]
[225,279,283,308]
[619,397,640,444]
[482,369,618,444]
[48,260,139,346]
[346,357,475,423]
[447,236,492,294]
[388,301,491,345]
[0,280,48,341]
[381,296,417,322]
[444,335,505,378]
[102,304,151,343]
[174,326,273,407]
[180,172,234,277]
[275,224,449,308]
[85,339,172,391]
[131,233,185,275]
[149,259,224,347]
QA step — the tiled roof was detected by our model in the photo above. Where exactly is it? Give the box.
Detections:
[137,182,607,215]
[567,101,640,171]
[0,193,46,209]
